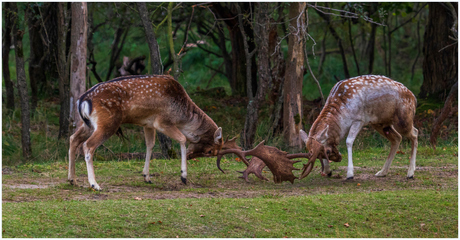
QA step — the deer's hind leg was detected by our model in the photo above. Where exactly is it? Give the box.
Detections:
[82,110,123,190]
[372,125,402,177]
[68,123,92,185]
[404,127,418,178]
[142,127,156,183]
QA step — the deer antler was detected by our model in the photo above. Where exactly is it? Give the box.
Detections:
[299,137,327,180]
[216,141,311,183]
[237,157,269,182]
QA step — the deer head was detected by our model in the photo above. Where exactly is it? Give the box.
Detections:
[299,129,342,179]
[186,127,224,159]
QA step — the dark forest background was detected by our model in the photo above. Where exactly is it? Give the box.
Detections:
[2,2,458,164]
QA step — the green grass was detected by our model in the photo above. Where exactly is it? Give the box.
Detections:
[2,142,458,237]
[2,189,457,238]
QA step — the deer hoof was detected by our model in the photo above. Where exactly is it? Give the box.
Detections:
[407,176,414,180]
[91,184,102,191]
[181,177,187,185]
[375,171,387,177]
[327,171,332,177]
[346,177,354,180]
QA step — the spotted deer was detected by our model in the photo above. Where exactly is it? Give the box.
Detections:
[299,75,418,180]
[68,75,231,190]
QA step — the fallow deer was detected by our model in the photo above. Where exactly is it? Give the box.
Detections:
[299,75,418,180]
[68,75,231,190]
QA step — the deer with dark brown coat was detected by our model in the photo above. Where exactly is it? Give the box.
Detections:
[68,75,233,190]
[299,75,418,180]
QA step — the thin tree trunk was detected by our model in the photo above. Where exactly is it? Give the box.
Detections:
[211,3,256,97]
[69,2,88,130]
[316,8,350,79]
[240,3,270,149]
[57,2,71,139]
[317,28,327,75]
[383,22,388,76]
[2,2,15,112]
[137,2,175,159]
[87,4,103,83]
[387,17,392,77]
[367,23,377,74]
[167,2,181,80]
[28,5,46,117]
[137,2,162,75]
[348,19,360,76]
[283,2,306,149]
[411,16,422,82]
[365,3,378,74]
[105,24,128,81]
[12,2,32,160]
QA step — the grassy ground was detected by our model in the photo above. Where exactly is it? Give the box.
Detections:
[2,143,458,237]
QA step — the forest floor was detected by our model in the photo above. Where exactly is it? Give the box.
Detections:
[2,144,458,237]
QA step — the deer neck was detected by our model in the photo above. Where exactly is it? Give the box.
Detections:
[179,96,218,144]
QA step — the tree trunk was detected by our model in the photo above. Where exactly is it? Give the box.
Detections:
[430,81,458,149]
[365,3,378,74]
[2,2,15,112]
[12,3,32,160]
[57,2,71,139]
[137,2,162,75]
[366,23,377,74]
[105,23,128,81]
[69,2,88,130]
[137,2,175,159]
[241,3,270,149]
[167,2,181,80]
[211,3,257,97]
[43,2,60,97]
[283,2,306,149]
[27,4,46,117]
[420,2,458,101]
[316,7,350,79]
[348,19,360,76]
[267,15,286,141]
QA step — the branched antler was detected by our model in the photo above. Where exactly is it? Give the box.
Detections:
[237,157,269,182]
[216,140,311,183]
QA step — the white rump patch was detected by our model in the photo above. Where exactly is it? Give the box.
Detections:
[81,101,91,119]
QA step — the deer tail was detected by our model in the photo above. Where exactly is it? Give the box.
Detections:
[78,99,93,129]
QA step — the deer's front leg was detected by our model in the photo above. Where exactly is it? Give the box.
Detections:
[321,158,332,176]
[345,121,365,180]
[180,141,187,184]
[155,123,188,184]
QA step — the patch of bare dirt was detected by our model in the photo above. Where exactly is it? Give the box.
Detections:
[3,184,54,189]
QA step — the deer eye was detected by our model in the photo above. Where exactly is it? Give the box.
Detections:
[327,150,331,155]
[207,150,212,154]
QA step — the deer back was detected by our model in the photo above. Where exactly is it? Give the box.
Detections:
[311,75,417,141]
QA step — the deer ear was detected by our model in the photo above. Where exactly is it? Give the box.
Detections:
[299,129,308,145]
[214,127,223,144]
